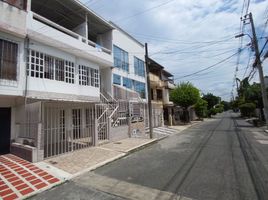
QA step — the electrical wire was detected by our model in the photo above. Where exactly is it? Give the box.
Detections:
[174,48,245,80]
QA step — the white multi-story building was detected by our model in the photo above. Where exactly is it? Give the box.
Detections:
[0,0,118,161]
[110,23,147,101]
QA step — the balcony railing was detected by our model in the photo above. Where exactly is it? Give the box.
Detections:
[32,12,111,55]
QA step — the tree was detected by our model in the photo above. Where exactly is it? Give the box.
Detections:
[221,101,231,111]
[170,82,200,122]
[202,93,220,110]
[195,99,208,119]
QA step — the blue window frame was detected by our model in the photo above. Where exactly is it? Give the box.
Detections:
[113,45,129,72]
[113,74,121,85]
[123,77,133,89]
[134,81,146,99]
[134,57,145,77]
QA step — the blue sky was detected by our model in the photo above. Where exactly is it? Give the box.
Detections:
[82,0,268,101]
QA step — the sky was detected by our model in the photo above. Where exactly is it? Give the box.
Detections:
[82,0,268,101]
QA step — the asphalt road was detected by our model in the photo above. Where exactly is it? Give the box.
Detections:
[31,112,268,200]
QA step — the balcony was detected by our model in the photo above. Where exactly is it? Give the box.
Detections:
[27,0,114,67]
[164,80,176,89]
[0,0,27,37]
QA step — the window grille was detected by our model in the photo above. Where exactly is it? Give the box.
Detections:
[0,38,18,81]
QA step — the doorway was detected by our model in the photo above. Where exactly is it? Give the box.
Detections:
[0,108,11,154]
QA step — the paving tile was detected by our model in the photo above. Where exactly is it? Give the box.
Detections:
[47,178,60,184]
[30,179,43,185]
[3,193,18,200]
[0,184,9,191]
[34,182,48,189]
[11,180,24,186]
[0,189,14,197]
[0,154,61,200]
[15,183,29,191]
[20,187,34,195]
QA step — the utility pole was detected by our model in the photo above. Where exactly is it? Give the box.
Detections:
[249,12,268,128]
[145,43,153,139]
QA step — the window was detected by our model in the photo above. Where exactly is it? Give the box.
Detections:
[0,39,18,81]
[134,57,145,77]
[123,77,132,89]
[113,45,129,72]
[78,65,99,88]
[27,49,75,84]
[29,50,44,78]
[93,69,99,87]
[44,55,54,80]
[65,61,75,84]
[156,89,162,100]
[113,74,121,85]
[134,81,146,99]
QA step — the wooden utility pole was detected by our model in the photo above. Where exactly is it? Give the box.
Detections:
[249,12,268,129]
[145,43,153,139]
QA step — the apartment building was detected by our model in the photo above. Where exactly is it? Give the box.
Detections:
[0,0,119,162]
[148,58,175,127]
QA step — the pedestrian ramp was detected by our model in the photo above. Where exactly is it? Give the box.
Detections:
[145,126,179,138]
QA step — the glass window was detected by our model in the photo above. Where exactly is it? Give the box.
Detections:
[0,39,18,80]
[134,81,146,99]
[113,45,129,72]
[134,57,145,77]
[123,77,132,89]
[113,74,121,85]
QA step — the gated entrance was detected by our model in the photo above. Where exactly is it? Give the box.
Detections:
[0,108,11,154]
[44,103,95,158]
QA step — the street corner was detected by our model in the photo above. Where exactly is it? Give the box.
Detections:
[0,154,64,200]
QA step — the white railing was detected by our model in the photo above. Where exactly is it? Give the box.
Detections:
[32,12,111,55]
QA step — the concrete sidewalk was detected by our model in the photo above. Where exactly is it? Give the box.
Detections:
[39,125,197,180]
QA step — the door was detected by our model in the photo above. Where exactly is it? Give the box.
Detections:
[0,108,11,154]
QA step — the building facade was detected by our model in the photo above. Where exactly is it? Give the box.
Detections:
[0,0,151,162]
[148,58,175,127]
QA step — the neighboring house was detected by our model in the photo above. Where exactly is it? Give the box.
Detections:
[105,22,148,140]
[0,0,117,161]
[109,22,147,101]
[148,58,175,127]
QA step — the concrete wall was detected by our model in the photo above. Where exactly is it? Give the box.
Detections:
[27,12,113,68]
[0,1,27,37]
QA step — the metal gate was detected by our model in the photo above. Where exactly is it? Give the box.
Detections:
[44,103,95,158]
[95,103,109,142]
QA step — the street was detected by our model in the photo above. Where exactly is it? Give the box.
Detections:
[30,112,268,200]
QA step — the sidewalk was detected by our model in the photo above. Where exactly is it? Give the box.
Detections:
[39,125,198,179]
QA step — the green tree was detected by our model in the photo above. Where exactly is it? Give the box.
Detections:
[194,99,208,119]
[202,93,220,110]
[170,82,200,122]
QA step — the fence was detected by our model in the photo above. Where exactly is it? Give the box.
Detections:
[43,103,95,158]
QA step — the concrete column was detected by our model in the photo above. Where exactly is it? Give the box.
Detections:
[168,107,173,126]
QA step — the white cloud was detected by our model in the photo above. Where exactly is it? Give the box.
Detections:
[84,0,268,100]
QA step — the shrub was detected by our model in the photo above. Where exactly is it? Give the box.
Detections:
[239,103,256,117]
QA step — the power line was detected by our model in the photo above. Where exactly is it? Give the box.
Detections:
[174,48,245,80]
[114,0,176,23]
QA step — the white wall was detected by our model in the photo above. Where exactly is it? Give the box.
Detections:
[0,1,27,37]
[27,40,100,101]
[27,12,113,68]
[0,32,26,97]
[112,28,146,80]
[112,28,147,99]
